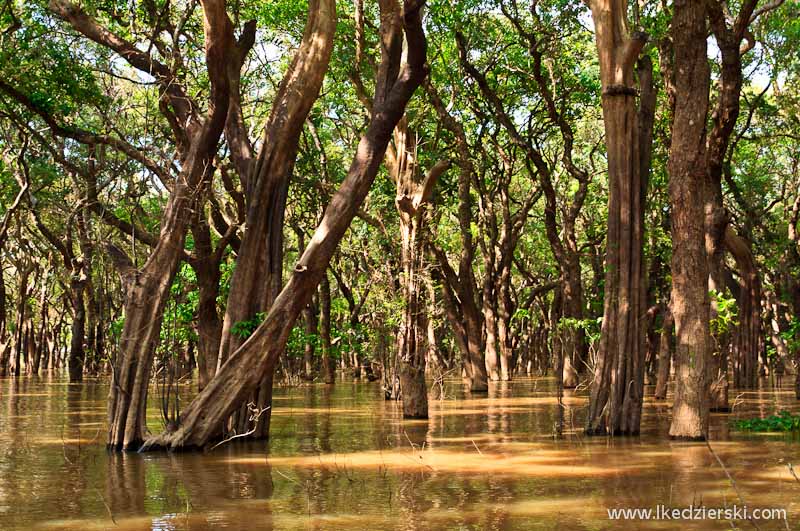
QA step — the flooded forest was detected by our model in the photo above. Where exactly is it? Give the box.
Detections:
[1,0,800,529]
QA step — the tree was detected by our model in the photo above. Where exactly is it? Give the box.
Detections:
[666,0,712,440]
[585,0,654,435]
[140,0,430,450]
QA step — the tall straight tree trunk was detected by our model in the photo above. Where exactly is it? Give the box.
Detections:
[496,263,514,381]
[725,227,761,388]
[667,0,712,440]
[319,273,335,384]
[586,0,651,435]
[654,307,674,399]
[482,273,501,381]
[560,267,584,389]
[390,120,446,418]
[68,278,87,383]
[424,80,488,392]
[190,219,224,391]
[141,0,429,450]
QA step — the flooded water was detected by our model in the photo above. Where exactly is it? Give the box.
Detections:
[0,375,798,530]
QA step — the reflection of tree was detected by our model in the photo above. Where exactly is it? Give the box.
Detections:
[105,453,146,518]
[318,385,333,453]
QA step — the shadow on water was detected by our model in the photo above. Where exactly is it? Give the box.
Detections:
[0,375,798,529]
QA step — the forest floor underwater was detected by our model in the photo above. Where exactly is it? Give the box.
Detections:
[1,375,799,530]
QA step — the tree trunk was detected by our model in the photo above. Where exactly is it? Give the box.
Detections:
[496,270,513,381]
[191,220,223,391]
[585,0,650,435]
[215,0,336,439]
[431,248,488,392]
[68,278,87,383]
[319,273,335,384]
[725,227,761,389]
[667,0,712,440]
[391,121,445,418]
[482,274,501,382]
[654,307,674,399]
[106,0,236,450]
[303,293,318,381]
[560,266,584,389]
[141,0,428,450]
[12,265,33,377]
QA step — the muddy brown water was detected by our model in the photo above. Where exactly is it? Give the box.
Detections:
[0,375,798,530]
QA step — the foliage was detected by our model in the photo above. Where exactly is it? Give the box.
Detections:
[733,410,800,433]
[231,312,266,340]
[558,317,603,344]
[709,289,739,337]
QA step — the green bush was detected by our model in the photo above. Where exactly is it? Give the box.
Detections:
[732,410,800,432]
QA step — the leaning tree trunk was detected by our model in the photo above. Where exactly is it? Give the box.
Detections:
[585,0,651,435]
[667,0,712,440]
[105,0,236,450]
[141,0,429,450]
[215,0,336,439]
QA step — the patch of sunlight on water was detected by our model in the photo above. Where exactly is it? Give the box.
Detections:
[227,448,655,477]
[271,407,371,416]
[32,437,103,446]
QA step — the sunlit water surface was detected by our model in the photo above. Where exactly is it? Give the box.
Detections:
[1,375,799,530]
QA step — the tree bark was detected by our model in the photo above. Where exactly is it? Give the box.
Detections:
[725,227,762,389]
[390,120,446,418]
[654,307,674,399]
[585,0,650,435]
[190,219,224,391]
[319,273,335,384]
[67,278,87,383]
[215,0,336,439]
[667,0,712,440]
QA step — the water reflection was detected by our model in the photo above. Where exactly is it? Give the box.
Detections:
[0,376,798,529]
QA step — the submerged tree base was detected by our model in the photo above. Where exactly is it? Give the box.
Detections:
[584,428,641,437]
[669,434,707,442]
